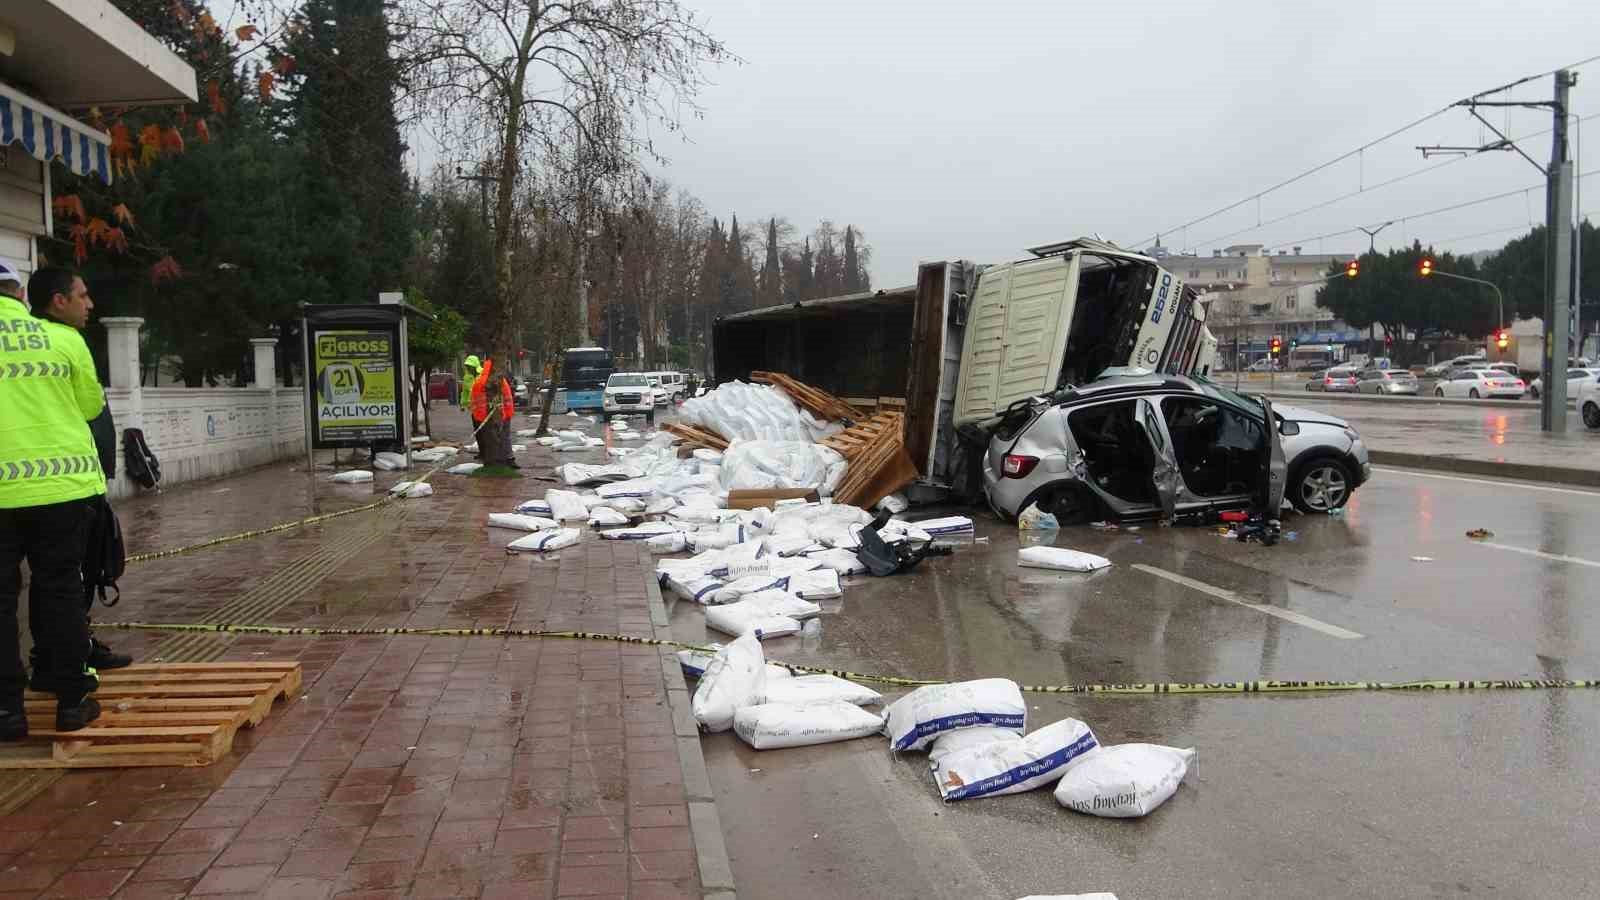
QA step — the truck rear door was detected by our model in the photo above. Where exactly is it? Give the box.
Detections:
[953,254,1080,426]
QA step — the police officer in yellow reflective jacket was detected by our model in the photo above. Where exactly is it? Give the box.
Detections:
[0,262,105,738]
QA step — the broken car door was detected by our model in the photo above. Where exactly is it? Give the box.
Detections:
[1257,397,1288,514]
[1136,397,1179,520]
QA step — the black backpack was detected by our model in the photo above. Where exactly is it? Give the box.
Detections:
[123,427,161,490]
[83,496,126,607]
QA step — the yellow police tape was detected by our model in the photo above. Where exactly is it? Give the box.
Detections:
[125,416,502,565]
[93,621,1600,697]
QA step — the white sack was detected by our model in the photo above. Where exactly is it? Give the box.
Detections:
[691,633,767,733]
[597,478,658,499]
[389,481,434,498]
[487,513,559,532]
[767,534,821,558]
[330,470,373,484]
[787,568,843,600]
[515,499,552,516]
[507,528,581,552]
[646,532,690,554]
[511,444,527,451]
[719,441,845,492]
[805,547,869,576]
[537,436,562,447]
[928,726,1023,763]
[876,493,909,514]
[373,451,409,470]
[1053,744,1196,818]
[884,679,1027,752]
[739,589,822,621]
[1017,546,1112,573]
[704,603,802,640]
[543,490,589,522]
[693,448,724,463]
[932,718,1099,801]
[733,700,885,750]
[446,462,483,475]
[761,674,881,707]
[598,522,677,541]
[675,646,794,682]
[587,507,630,527]
[916,516,976,536]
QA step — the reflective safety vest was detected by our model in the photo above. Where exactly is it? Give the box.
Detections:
[470,358,514,424]
[0,295,105,508]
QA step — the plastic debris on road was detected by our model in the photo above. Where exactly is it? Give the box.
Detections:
[1018,503,1059,531]
[1017,546,1112,573]
[1466,528,1494,539]
[1054,743,1196,818]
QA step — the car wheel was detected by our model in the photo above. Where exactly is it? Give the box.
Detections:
[1028,483,1096,526]
[1584,402,1600,430]
[1435,387,1445,397]
[1469,388,1480,399]
[646,412,655,425]
[1289,457,1353,514]
[1530,386,1540,399]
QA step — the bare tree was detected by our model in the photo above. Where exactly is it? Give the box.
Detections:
[394,0,733,463]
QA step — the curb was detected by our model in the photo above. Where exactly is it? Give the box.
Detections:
[645,559,738,900]
[1369,450,1600,489]
[1255,389,1574,411]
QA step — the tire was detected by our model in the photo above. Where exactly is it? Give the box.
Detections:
[1021,482,1097,526]
[1469,388,1480,399]
[1530,386,1540,399]
[1435,388,1445,397]
[1289,456,1354,514]
[1584,402,1600,430]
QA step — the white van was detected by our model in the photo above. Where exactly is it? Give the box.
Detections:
[648,371,686,402]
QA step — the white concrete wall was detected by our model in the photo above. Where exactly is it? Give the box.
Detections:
[104,386,304,500]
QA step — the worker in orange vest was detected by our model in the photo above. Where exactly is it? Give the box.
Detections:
[470,357,516,464]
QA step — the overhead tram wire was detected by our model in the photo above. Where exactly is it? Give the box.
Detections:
[1128,53,1600,252]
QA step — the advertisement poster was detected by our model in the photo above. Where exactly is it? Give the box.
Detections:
[310,328,400,445]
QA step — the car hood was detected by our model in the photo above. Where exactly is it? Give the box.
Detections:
[604,385,645,393]
[1272,403,1350,427]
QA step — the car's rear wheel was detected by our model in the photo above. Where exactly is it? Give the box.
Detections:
[1289,457,1353,514]
[1584,402,1600,430]
[1530,386,1540,399]
[1469,388,1480,399]
[1028,482,1095,526]
[1435,387,1445,397]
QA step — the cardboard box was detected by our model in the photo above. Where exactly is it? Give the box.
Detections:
[726,488,817,510]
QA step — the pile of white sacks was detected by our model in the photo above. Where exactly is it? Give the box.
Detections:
[682,635,1195,817]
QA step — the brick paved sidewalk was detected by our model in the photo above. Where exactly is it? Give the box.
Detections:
[0,411,733,899]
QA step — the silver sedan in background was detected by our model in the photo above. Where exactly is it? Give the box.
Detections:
[1357,368,1419,395]
[1306,365,1360,392]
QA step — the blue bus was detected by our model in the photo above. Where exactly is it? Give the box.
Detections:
[561,346,614,412]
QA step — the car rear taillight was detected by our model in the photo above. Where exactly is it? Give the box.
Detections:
[1002,454,1040,478]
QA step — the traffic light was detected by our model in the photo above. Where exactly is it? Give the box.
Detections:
[1345,259,1360,278]
[1496,329,1509,350]
[1270,336,1282,355]
[1385,334,1393,348]
[1419,257,1434,277]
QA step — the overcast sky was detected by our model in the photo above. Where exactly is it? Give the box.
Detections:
[566,0,1595,286]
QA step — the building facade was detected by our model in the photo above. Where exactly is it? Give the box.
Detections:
[1152,242,1362,367]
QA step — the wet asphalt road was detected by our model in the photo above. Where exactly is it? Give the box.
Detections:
[667,466,1600,900]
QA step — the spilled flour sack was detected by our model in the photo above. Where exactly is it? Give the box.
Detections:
[733,700,885,750]
[883,679,1027,752]
[691,633,767,733]
[931,718,1098,801]
[1053,744,1196,818]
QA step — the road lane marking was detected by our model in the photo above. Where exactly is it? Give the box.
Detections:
[1132,564,1365,640]
[1371,466,1600,497]
[1480,541,1600,569]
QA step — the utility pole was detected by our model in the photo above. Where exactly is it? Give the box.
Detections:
[1420,69,1579,432]
[1545,71,1576,431]
[1357,221,1393,356]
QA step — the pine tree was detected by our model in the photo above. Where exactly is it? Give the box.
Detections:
[812,221,840,298]
[760,217,782,307]
[729,213,755,310]
[842,225,861,293]
[798,238,816,300]
[699,217,724,318]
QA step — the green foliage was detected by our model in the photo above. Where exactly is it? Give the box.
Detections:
[1481,220,1599,321]
[1318,242,1496,351]
[405,291,469,372]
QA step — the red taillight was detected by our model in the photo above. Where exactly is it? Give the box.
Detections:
[1002,454,1040,478]
[1324,376,1334,384]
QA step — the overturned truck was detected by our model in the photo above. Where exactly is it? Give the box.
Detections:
[712,238,1217,499]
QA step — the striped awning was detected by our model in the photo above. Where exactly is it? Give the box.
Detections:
[0,83,112,185]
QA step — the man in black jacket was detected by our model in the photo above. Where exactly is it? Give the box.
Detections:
[31,268,132,670]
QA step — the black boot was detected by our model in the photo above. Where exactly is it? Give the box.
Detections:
[0,707,24,741]
[30,665,98,697]
[87,636,132,670]
[55,697,100,732]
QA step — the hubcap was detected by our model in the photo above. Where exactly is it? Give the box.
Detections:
[1300,466,1348,511]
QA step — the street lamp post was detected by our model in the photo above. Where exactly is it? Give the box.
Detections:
[1426,268,1505,337]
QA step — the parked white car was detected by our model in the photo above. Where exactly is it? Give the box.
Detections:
[1527,368,1600,400]
[1423,354,1487,378]
[1577,374,1600,428]
[1432,367,1526,400]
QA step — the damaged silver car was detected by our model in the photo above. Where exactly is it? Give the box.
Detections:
[983,374,1370,523]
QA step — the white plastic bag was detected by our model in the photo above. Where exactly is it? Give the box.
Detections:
[1018,503,1060,531]
[719,441,844,492]
[928,726,1023,763]
[875,492,909,514]
[446,462,483,475]
[487,513,559,532]
[733,700,886,750]
[931,717,1098,801]
[330,470,373,484]
[692,448,723,463]
[544,490,589,522]
[389,481,434,498]
[506,528,581,552]
[691,633,767,733]
[1053,744,1196,818]
[761,674,881,706]
[883,679,1027,752]
[587,507,630,527]
[1017,546,1112,573]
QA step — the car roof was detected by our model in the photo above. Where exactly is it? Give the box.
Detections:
[1055,373,1203,404]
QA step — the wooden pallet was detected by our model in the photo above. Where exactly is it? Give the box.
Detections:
[661,422,730,451]
[821,412,904,461]
[830,414,920,508]
[751,371,865,423]
[0,662,302,769]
